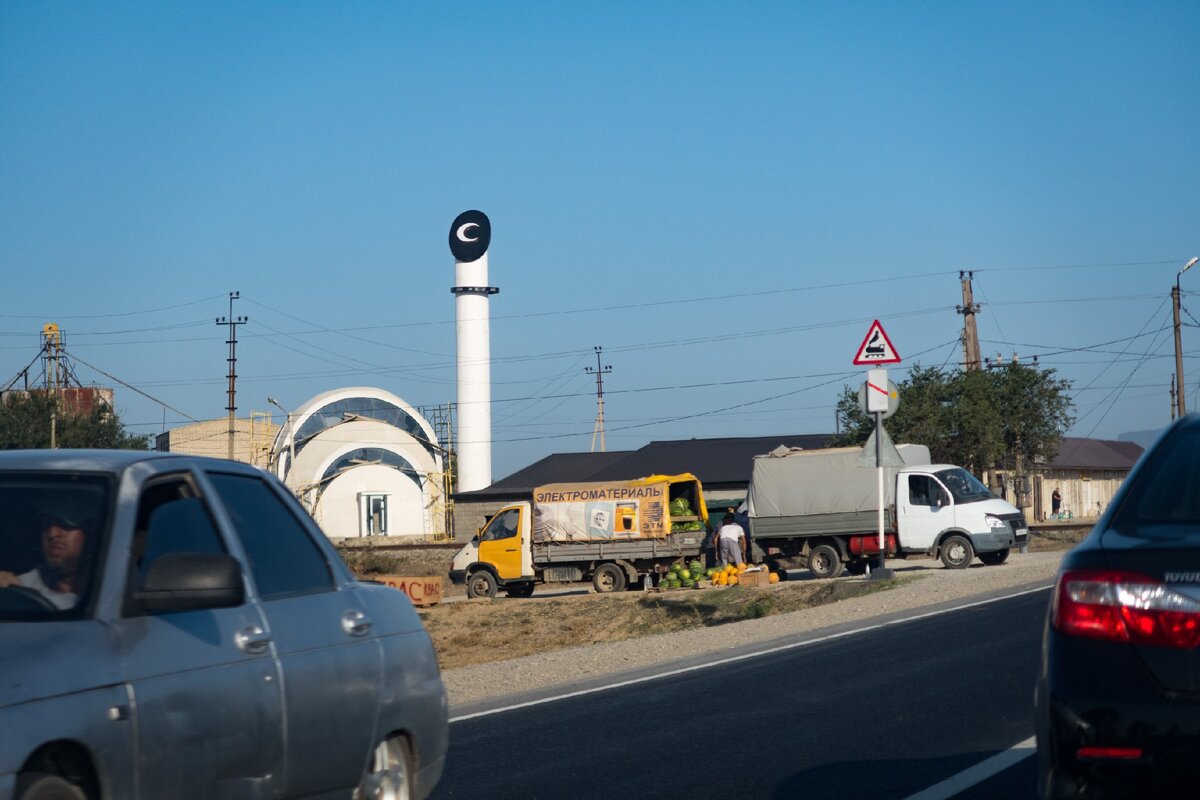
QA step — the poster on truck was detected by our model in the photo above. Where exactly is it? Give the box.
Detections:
[533,479,669,542]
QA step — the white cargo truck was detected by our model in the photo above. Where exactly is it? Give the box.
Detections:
[746,445,1028,578]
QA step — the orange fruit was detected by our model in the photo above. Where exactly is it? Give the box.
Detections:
[729,575,739,585]
[769,573,780,584]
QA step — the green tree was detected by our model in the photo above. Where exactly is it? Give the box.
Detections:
[989,362,1075,469]
[827,362,1073,473]
[0,392,149,450]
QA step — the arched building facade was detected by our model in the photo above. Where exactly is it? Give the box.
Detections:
[270,387,447,540]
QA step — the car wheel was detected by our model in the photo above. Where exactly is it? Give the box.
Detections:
[807,544,844,579]
[15,774,87,800]
[505,582,535,598]
[592,563,627,593]
[940,534,974,569]
[465,570,498,599]
[979,548,1009,566]
[355,735,414,800]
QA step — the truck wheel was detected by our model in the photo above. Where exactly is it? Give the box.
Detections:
[979,548,1009,566]
[845,560,868,576]
[466,570,498,599]
[807,544,844,579]
[505,582,535,598]
[592,563,627,593]
[940,534,974,569]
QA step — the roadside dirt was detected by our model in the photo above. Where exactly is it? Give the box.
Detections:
[416,576,918,670]
[375,527,1089,672]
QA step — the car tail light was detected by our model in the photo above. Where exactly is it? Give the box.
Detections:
[1076,746,1143,760]
[1052,570,1200,649]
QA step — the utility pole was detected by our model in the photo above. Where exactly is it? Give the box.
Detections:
[586,346,612,453]
[1171,374,1178,421]
[216,292,247,460]
[1174,258,1199,418]
[957,271,982,371]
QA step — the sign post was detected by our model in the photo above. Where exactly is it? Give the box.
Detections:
[853,322,901,580]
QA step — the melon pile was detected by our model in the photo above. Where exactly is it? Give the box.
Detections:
[656,560,781,589]
[658,560,708,589]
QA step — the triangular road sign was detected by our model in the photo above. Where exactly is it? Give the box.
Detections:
[853,320,901,365]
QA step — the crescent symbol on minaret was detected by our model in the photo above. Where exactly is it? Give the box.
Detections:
[456,223,480,242]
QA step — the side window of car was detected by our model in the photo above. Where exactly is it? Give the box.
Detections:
[207,472,334,600]
[909,475,932,506]
[481,508,520,542]
[129,476,227,612]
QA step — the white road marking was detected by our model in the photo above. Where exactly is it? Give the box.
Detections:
[449,583,1051,723]
[901,736,1037,800]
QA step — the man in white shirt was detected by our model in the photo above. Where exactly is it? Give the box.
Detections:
[713,513,747,568]
[0,505,90,610]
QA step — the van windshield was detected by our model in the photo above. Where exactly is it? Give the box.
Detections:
[935,468,995,504]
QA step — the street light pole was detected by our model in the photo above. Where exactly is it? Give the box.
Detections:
[1174,257,1199,418]
[267,396,294,478]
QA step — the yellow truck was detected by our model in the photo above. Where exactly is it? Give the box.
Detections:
[449,474,709,598]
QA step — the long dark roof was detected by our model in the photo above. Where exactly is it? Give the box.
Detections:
[454,433,1143,501]
[453,434,834,500]
[1047,437,1143,470]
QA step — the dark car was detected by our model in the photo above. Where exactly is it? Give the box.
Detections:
[0,450,447,800]
[1036,417,1200,798]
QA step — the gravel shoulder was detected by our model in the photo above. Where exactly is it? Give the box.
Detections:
[441,551,1064,711]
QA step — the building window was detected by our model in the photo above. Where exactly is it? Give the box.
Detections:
[360,494,389,536]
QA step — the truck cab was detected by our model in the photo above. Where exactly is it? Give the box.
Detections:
[449,502,535,599]
[897,465,1027,567]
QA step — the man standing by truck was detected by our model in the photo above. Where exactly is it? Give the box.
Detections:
[714,513,747,567]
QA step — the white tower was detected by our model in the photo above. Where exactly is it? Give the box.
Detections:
[449,210,497,492]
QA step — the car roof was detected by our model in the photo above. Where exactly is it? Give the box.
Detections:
[0,449,252,473]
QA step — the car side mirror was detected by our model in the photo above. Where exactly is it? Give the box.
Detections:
[937,490,950,507]
[134,552,245,613]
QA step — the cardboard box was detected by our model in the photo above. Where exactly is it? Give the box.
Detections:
[738,570,772,588]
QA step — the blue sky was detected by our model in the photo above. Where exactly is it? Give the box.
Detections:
[2,1,1198,479]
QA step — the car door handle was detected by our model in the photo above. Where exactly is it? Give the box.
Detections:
[236,625,272,655]
[342,610,372,637]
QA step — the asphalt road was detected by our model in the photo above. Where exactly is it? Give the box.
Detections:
[431,588,1050,799]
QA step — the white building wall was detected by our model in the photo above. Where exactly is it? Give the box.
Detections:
[316,464,426,538]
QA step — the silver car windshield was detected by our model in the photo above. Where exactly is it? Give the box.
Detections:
[0,473,111,621]
[935,468,995,505]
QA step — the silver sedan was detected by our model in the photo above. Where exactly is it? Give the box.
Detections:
[0,449,447,800]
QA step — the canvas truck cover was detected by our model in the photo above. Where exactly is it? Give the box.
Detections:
[532,474,706,543]
[746,445,932,518]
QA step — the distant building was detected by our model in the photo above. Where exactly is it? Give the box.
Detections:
[1025,437,1144,521]
[155,415,278,467]
[269,387,448,541]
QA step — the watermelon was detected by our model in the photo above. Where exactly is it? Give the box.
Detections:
[681,579,695,589]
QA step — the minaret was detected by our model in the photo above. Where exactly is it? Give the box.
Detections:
[449,210,497,491]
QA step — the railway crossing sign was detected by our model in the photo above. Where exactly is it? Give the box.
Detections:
[852,320,901,365]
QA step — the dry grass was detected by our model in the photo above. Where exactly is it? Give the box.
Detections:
[418,577,915,670]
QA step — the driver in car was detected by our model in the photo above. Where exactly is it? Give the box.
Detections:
[0,503,91,610]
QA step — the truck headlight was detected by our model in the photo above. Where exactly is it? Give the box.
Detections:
[985,515,1007,529]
